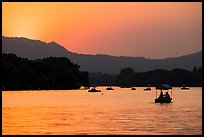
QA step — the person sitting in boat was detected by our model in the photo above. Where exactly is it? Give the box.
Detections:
[164,92,171,100]
[158,91,164,99]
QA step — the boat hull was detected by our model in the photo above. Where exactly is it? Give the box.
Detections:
[181,88,190,90]
[88,90,101,92]
[154,98,172,103]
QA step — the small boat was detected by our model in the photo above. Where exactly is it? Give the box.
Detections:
[106,87,114,90]
[155,84,173,103]
[88,87,101,92]
[181,87,190,90]
[181,85,190,90]
[131,87,136,90]
[144,86,151,91]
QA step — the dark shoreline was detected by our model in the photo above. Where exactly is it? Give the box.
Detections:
[2,86,202,92]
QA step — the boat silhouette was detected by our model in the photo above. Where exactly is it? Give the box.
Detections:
[88,87,101,92]
[144,85,151,91]
[181,85,190,90]
[155,84,172,103]
[131,87,136,90]
[106,87,114,90]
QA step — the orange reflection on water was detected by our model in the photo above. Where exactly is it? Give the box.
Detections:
[2,87,202,135]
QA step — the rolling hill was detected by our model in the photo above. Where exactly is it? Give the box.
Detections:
[2,36,202,74]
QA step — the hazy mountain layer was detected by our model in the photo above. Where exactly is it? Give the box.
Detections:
[2,36,202,74]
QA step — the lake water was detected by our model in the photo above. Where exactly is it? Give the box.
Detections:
[2,87,202,135]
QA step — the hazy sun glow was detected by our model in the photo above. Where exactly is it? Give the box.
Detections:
[2,2,202,59]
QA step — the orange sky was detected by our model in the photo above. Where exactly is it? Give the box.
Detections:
[2,2,202,59]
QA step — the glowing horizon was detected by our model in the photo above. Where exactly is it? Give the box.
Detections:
[2,2,202,59]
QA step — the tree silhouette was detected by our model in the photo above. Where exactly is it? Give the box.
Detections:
[2,53,90,90]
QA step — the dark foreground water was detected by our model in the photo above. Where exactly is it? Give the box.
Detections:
[2,87,202,135]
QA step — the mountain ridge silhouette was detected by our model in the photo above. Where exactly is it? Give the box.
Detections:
[2,36,202,74]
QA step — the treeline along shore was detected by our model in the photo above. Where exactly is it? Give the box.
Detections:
[2,53,90,90]
[90,67,202,87]
[2,53,202,91]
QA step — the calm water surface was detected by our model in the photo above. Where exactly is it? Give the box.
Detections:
[2,87,202,135]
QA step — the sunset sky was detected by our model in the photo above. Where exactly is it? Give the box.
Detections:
[2,2,202,59]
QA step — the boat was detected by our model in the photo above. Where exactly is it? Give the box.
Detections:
[131,87,136,90]
[106,87,114,90]
[144,85,151,91]
[154,97,172,103]
[155,84,173,103]
[181,87,190,90]
[181,85,190,90]
[144,87,151,90]
[88,87,101,92]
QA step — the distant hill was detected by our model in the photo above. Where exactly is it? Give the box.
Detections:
[2,36,202,74]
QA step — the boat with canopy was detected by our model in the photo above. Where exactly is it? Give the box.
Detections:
[155,84,172,103]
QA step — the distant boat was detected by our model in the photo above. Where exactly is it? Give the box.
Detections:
[88,87,101,92]
[144,85,151,91]
[155,84,172,103]
[181,87,190,90]
[106,87,114,90]
[131,87,136,90]
[181,85,190,90]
